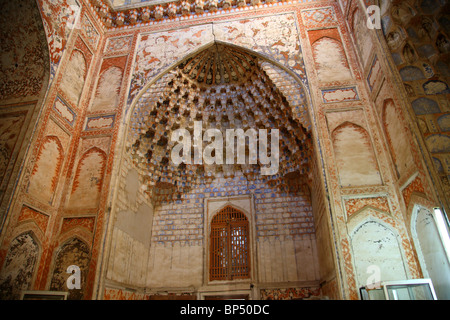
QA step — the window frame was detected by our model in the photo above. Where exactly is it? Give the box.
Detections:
[209,205,250,281]
[204,195,257,286]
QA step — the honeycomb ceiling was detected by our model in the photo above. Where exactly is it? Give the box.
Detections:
[95,0,324,28]
[128,44,312,203]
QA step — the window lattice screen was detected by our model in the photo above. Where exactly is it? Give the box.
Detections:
[210,206,250,281]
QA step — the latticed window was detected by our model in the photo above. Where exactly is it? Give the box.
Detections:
[210,206,250,281]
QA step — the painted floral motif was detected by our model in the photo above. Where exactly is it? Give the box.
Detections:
[128,13,307,109]
[260,287,321,300]
[344,197,390,217]
[17,206,49,233]
[60,217,96,234]
[38,0,80,77]
[0,233,39,299]
[0,0,47,100]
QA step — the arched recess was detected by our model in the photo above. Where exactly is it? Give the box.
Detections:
[90,66,124,112]
[59,49,87,107]
[122,40,316,201]
[331,122,382,187]
[203,198,257,287]
[100,41,338,299]
[67,147,107,209]
[349,217,409,293]
[311,36,353,82]
[410,204,450,299]
[0,231,41,299]
[27,135,65,205]
[49,237,91,300]
[381,99,414,178]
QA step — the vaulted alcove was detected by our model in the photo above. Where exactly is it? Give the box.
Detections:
[104,42,332,299]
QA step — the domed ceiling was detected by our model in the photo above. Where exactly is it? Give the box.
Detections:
[179,44,256,85]
[128,44,312,204]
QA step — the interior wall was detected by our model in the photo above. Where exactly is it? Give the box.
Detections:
[412,206,450,299]
[310,150,339,298]
[378,0,450,213]
[0,0,109,300]
[0,0,50,225]
[1,0,448,301]
[105,159,154,288]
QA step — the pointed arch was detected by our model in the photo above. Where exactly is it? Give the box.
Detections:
[49,236,91,300]
[59,49,87,106]
[90,66,124,111]
[381,99,415,178]
[311,36,352,81]
[68,147,107,209]
[27,135,65,204]
[349,217,409,292]
[0,231,40,299]
[331,122,382,187]
[128,39,312,120]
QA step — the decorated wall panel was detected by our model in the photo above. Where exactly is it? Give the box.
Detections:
[0,110,29,199]
[49,238,90,300]
[26,118,71,205]
[350,220,408,289]
[59,50,87,107]
[0,232,39,299]
[309,30,353,82]
[68,146,107,209]
[90,56,128,112]
[27,136,65,205]
[37,0,81,79]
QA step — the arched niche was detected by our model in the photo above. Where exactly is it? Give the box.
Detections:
[0,231,40,299]
[411,205,450,299]
[123,41,315,205]
[90,66,124,111]
[49,237,91,300]
[103,40,328,298]
[27,135,64,205]
[331,122,382,187]
[350,219,408,292]
[59,49,87,107]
